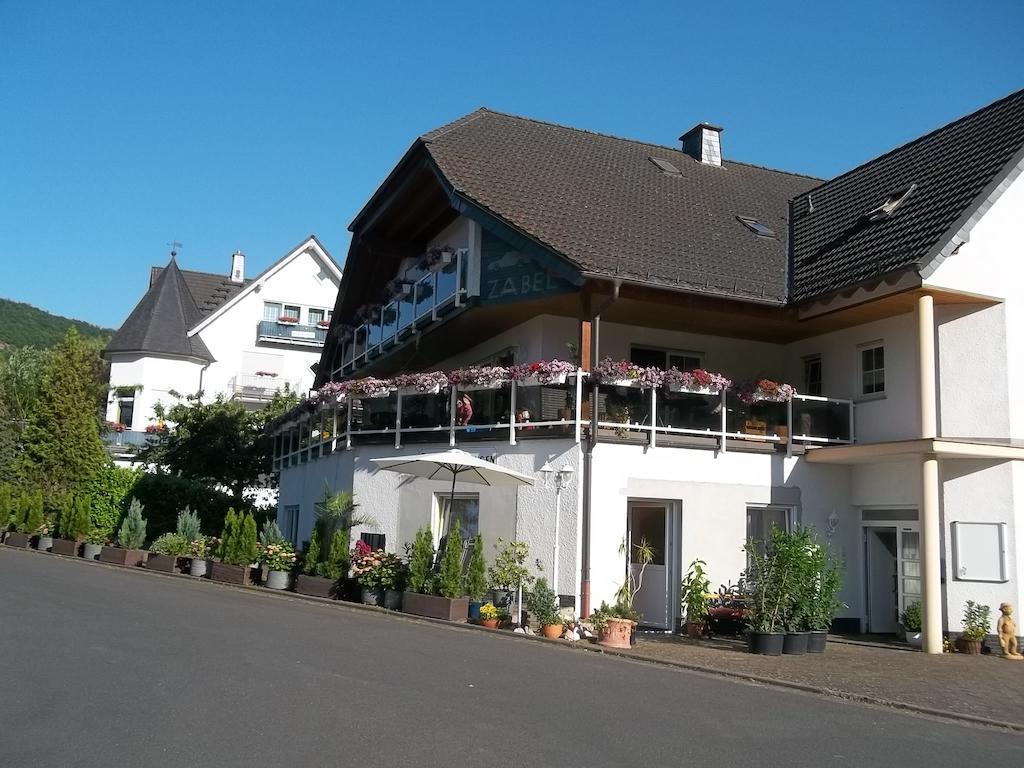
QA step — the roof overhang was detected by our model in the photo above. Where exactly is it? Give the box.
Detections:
[806,438,1024,465]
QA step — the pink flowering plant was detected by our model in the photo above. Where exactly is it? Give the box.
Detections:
[592,358,663,389]
[258,541,297,572]
[737,378,796,405]
[316,381,349,402]
[662,368,732,393]
[343,377,394,399]
[352,545,407,591]
[509,359,577,385]
[393,371,450,393]
[447,366,510,388]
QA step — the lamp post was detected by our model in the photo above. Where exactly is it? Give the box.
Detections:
[540,460,575,600]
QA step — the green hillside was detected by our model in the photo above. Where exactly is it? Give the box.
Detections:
[0,297,113,351]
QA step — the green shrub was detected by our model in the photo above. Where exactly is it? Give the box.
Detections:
[175,506,202,543]
[55,493,75,539]
[527,577,561,626]
[962,601,991,641]
[302,521,323,575]
[437,528,464,599]
[0,483,12,530]
[150,532,189,556]
[218,508,239,562]
[117,498,147,549]
[87,462,141,539]
[465,534,487,601]
[319,527,350,580]
[129,472,235,539]
[901,600,922,632]
[407,527,435,594]
[239,512,258,565]
[488,538,533,592]
[219,509,257,566]
[23,490,44,534]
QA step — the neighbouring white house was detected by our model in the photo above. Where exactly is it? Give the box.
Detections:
[271,89,1024,653]
[103,235,342,455]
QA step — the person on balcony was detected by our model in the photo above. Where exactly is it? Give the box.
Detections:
[455,393,474,426]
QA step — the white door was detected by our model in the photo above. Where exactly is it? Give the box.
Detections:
[627,503,674,629]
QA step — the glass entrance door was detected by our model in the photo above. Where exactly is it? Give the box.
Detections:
[627,503,676,630]
[898,527,921,616]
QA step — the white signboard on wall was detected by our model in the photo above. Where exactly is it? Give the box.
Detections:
[951,522,1007,582]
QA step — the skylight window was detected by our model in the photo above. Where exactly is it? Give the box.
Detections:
[865,183,917,222]
[649,156,682,177]
[736,216,776,238]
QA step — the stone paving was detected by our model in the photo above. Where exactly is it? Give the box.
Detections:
[628,633,1024,727]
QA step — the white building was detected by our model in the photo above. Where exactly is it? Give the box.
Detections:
[273,90,1024,653]
[104,236,342,451]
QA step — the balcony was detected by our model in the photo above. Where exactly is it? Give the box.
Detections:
[272,373,854,470]
[102,429,152,458]
[230,373,291,402]
[257,320,327,347]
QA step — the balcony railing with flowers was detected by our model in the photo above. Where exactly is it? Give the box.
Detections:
[257,320,327,347]
[270,360,855,470]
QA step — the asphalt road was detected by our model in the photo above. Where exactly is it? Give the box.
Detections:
[1,549,1021,767]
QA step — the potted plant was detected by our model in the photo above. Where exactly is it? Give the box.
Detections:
[465,534,487,621]
[403,527,469,621]
[393,371,449,397]
[52,495,90,556]
[901,601,922,649]
[447,366,510,391]
[510,360,577,387]
[780,527,819,655]
[82,529,106,560]
[527,577,564,638]
[188,536,211,576]
[100,498,148,566]
[260,541,297,590]
[294,489,370,598]
[680,559,711,638]
[146,533,189,573]
[478,602,501,629]
[34,515,54,552]
[210,508,257,584]
[743,526,788,655]
[487,538,533,610]
[4,490,39,548]
[804,545,843,653]
[351,540,386,605]
[599,538,653,648]
[957,601,991,654]
[588,601,635,649]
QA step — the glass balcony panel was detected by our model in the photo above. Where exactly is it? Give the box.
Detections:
[400,392,451,444]
[596,384,651,439]
[512,380,577,439]
[435,260,458,309]
[656,390,722,433]
[352,327,367,362]
[792,397,852,442]
[381,302,398,343]
[350,396,397,436]
[366,315,382,350]
[725,395,785,440]
[398,291,415,335]
[455,385,510,441]
[414,274,434,320]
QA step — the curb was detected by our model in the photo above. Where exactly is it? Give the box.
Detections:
[4,544,1022,733]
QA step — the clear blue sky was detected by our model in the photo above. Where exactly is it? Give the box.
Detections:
[2,0,1022,329]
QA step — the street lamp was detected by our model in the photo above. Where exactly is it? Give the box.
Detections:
[540,460,575,600]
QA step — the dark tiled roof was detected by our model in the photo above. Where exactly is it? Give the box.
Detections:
[149,266,251,315]
[790,88,1024,301]
[106,259,213,361]
[422,109,820,303]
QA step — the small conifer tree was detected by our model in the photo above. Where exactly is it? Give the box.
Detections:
[0,483,12,530]
[71,495,91,541]
[302,521,323,575]
[218,508,239,561]
[56,493,75,539]
[14,490,32,533]
[117,498,147,549]
[407,527,435,594]
[320,526,349,580]
[466,534,487,601]
[438,527,464,599]
[259,518,284,547]
[24,490,44,534]
[175,506,202,543]
[238,512,258,565]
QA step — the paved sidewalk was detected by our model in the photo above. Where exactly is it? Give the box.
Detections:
[628,634,1024,727]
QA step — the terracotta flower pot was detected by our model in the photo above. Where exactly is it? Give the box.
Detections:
[686,621,706,639]
[598,617,635,649]
[480,618,501,629]
[957,637,983,655]
[541,623,564,639]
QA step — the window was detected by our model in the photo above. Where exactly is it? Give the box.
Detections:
[361,532,386,550]
[117,398,134,428]
[631,346,702,371]
[263,302,282,322]
[746,506,791,550]
[736,216,776,238]
[308,308,325,325]
[648,156,682,177]
[433,493,479,550]
[803,355,822,396]
[860,343,885,396]
[282,505,299,545]
[283,304,301,322]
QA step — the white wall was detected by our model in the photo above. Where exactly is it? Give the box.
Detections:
[105,352,206,429]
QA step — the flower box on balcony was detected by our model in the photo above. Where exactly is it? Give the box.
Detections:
[457,380,506,392]
[667,384,719,396]
[277,317,299,325]
[518,373,569,387]
[397,384,442,397]
[603,378,639,388]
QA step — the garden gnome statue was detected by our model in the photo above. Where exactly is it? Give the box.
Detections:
[997,602,1022,660]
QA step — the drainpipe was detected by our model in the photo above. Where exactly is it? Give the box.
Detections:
[917,292,942,654]
[580,280,620,619]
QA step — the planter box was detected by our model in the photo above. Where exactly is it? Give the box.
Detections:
[145,554,183,573]
[209,562,251,585]
[667,384,719,396]
[518,373,568,387]
[4,532,31,548]
[456,381,506,392]
[99,546,148,567]
[401,592,468,622]
[396,384,442,397]
[51,538,81,557]
[294,574,338,598]
[599,378,638,388]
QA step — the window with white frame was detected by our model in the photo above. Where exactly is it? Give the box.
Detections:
[117,397,135,428]
[631,346,703,371]
[859,342,885,396]
[283,304,301,322]
[432,493,479,551]
[803,355,823,396]
[282,505,299,545]
[746,506,791,550]
[263,302,282,321]
[307,308,325,325]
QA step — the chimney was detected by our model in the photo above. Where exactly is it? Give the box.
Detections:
[230,250,245,283]
[680,123,723,167]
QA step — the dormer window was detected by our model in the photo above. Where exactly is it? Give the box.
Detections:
[736,216,776,238]
[865,183,917,222]
[649,156,683,177]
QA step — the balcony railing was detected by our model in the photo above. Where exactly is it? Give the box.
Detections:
[271,372,855,470]
[230,373,291,401]
[335,249,468,377]
[257,320,327,347]
[102,429,153,455]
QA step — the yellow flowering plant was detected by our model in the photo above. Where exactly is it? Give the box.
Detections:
[479,602,500,621]
[259,541,297,572]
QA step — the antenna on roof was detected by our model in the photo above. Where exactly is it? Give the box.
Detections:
[167,240,183,258]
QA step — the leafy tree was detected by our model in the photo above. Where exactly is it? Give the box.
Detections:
[466,534,487,601]
[129,471,235,539]
[117,498,147,549]
[407,527,435,595]
[438,527,464,599]
[140,388,299,505]
[15,330,106,497]
[0,346,50,483]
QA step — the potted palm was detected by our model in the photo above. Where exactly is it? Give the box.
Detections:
[680,559,711,638]
[527,577,564,638]
[901,601,923,648]
[465,534,487,621]
[957,601,991,655]
[210,508,257,584]
[594,538,653,649]
[100,499,148,566]
[295,489,371,598]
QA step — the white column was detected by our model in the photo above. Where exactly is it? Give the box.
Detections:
[917,292,942,653]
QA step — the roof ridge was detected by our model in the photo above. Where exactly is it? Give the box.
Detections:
[421,108,492,141]
[436,106,824,181]
[794,86,1024,199]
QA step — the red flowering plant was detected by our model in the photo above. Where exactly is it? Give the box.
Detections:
[662,368,732,394]
[145,422,168,434]
[255,370,278,378]
[509,359,577,385]
[104,421,127,433]
[277,315,299,324]
[737,378,796,405]
[342,377,394,399]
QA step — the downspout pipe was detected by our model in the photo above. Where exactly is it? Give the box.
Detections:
[580,280,620,619]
